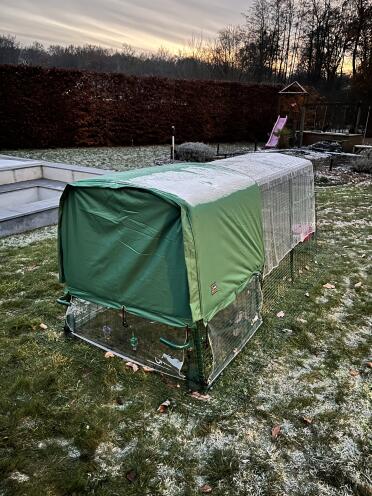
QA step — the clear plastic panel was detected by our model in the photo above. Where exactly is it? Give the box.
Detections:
[211,154,315,277]
[207,273,263,384]
[291,167,315,245]
[66,298,188,378]
[261,167,315,276]
[260,177,292,275]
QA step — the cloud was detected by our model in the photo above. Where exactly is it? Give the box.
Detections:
[0,0,251,52]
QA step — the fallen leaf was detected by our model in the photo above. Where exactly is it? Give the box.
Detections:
[305,265,310,271]
[39,323,48,330]
[158,399,170,413]
[349,368,359,377]
[126,362,139,372]
[276,311,285,318]
[126,469,137,483]
[191,391,211,402]
[271,424,281,439]
[302,416,313,424]
[354,282,362,288]
[200,484,212,493]
[104,351,115,358]
[323,283,335,289]
[142,366,155,373]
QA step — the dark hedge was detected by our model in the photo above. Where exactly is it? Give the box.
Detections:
[0,65,280,149]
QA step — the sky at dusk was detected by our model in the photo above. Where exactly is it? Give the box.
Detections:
[0,0,251,52]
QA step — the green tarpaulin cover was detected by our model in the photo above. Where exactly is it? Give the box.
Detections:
[58,162,264,327]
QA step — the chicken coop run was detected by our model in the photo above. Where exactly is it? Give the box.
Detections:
[58,153,315,389]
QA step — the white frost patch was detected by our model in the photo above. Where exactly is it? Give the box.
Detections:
[315,295,329,304]
[318,218,371,228]
[288,449,307,469]
[103,401,132,411]
[126,165,255,206]
[0,225,57,248]
[332,436,361,463]
[19,417,38,430]
[343,328,368,347]
[145,412,196,442]
[157,463,184,496]
[111,383,124,392]
[9,471,30,483]
[94,440,137,478]
[327,279,355,322]
[186,431,237,459]
[280,419,298,438]
[37,438,80,459]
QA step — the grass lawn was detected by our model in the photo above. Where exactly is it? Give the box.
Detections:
[0,181,371,496]
[1,143,255,171]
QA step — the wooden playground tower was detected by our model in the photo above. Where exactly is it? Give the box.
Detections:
[277,81,371,151]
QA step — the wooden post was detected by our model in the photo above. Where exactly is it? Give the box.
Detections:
[322,105,328,131]
[354,101,362,133]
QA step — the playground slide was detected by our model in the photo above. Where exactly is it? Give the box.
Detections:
[265,115,288,148]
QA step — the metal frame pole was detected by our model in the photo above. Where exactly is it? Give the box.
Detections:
[186,323,207,391]
[171,125,175,161]
[290,249,294,283]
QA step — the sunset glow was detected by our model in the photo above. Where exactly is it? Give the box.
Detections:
[0,0,250,52]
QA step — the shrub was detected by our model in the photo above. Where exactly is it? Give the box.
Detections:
[175,142,215,162]
[274,128,291,149]
[352,150,372,173]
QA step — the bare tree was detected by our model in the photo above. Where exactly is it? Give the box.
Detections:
[0,35,20,64]
[1,0,371,96]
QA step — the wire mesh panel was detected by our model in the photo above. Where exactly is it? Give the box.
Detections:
[291,168,315,245]
[206,273,263,384]
[261,169,315,275]
[262,237,316,315]
[260,176,292,275]
[66,298,188,379]
[210,153,315,276]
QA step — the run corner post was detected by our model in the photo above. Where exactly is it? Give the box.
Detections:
[186,322,208,392]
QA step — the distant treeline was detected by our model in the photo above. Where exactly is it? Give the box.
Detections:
[1,0,371,101]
